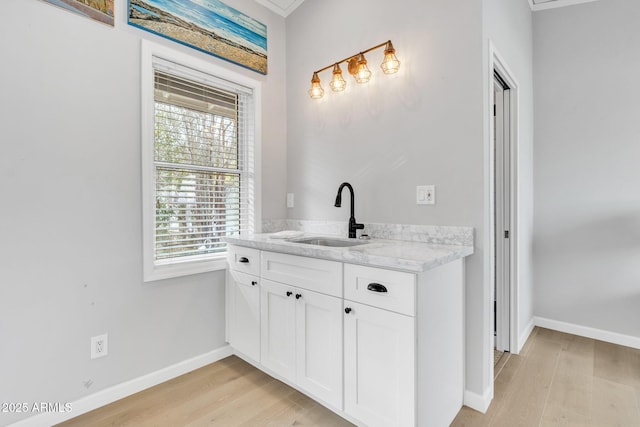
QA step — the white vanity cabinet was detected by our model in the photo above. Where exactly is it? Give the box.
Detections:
[260,251,344,409]
[260,279,296,381]
[294,286,343,406]
[225,243,466,427]
[261,279,343,408]
[227,269,261,362]
[343,262,465,427]
[343,264,416,427]
[226,246,261,362]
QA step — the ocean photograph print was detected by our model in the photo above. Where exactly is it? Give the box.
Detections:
[40,0,114,26]
[128,0,268,74]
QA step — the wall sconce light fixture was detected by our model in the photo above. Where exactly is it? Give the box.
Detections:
[308,40,400,99]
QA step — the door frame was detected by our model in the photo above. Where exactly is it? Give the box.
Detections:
[488,45,519,360]
[494,73,511,353]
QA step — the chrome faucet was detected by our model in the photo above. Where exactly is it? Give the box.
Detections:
[334,182,364,238]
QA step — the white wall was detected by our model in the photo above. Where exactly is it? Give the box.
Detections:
[482,0,535,402]
[286,0,489,401]
[533,0,640,338]
[0,0,286,424]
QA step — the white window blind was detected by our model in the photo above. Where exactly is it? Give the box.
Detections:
[151,58,255,264]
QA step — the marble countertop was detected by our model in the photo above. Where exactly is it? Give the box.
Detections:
[224,233,474,273]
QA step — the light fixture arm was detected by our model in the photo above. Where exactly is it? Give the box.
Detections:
[311,40,392,75]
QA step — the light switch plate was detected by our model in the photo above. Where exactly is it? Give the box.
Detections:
[416,185,435,205]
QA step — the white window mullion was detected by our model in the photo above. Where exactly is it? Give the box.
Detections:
[239,90,255,236]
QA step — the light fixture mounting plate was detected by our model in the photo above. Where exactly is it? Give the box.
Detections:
[347,57,359,75]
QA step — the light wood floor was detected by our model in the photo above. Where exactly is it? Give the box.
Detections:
[453,327,640,427]
[58,327,640,427]
[57,356,353,427]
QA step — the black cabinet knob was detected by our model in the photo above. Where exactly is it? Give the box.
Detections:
[251,281,257,286]
[238,257,249,263]
[295,293,302,300]
[286,291,293,297]
[344,307,352,314]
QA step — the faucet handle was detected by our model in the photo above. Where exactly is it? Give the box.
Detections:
[351,222,365,239]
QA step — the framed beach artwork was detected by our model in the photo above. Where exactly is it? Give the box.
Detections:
[128,0,268,75]
[40,0,114,26]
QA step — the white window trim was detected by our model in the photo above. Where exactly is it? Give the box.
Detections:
[141,40,262,282]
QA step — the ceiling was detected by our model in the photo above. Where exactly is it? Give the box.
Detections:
[253,0,305,17]
[252,0,600,16]
[530,0,599,11]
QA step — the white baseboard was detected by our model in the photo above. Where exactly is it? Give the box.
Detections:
[463,387,492,414]
[517,317,535,354]
[534,317,640,350]
[10,345,233,427]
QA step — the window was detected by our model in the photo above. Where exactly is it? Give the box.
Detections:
[142,41,261,281]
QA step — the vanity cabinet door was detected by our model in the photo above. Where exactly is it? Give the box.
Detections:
[343,301,416,427]
[295,288,343,409]
[261,279,296,382]
[227,270,261,362]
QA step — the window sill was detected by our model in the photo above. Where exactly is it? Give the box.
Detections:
[144,256,227,282]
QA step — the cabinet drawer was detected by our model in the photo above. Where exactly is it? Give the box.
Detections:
[261,251,342,297]
[344,264,416,316]
[227,245,260,276]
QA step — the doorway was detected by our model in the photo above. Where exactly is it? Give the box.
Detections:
[493,71,511,354]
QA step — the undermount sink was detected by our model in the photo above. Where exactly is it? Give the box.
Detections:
[289,237,369,247]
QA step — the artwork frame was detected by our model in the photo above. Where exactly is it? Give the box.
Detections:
[40,0,114,26]
[128,0,268,75]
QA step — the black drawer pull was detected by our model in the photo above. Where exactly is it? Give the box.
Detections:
[286,291,293,297]
[344,307,352,314]
[238,257,249,263]
[295,293,302,300]
[367,283,388,293]
[251,281,257,286]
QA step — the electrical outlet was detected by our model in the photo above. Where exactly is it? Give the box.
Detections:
[416,185,436,205]
[425,185,435,204]
[286,193,295,208]
[90,334,108,359]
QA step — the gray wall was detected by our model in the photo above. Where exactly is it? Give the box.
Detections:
[286,0,488,398]
[0,0,286,424]
[534,0,640,337]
